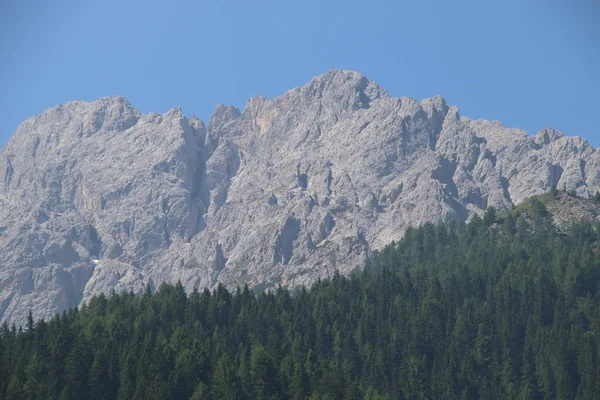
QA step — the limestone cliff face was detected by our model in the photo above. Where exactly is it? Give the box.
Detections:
[1,70,598,325]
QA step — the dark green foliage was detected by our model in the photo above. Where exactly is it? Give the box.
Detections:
[483,206,497,226]
[2,211,600,399]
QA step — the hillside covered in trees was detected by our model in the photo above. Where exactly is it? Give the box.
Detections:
[1,196,600,399]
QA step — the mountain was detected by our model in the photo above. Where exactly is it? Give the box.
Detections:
[1,69,599,325]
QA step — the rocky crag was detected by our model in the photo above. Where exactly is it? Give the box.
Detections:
[1,70,599,325]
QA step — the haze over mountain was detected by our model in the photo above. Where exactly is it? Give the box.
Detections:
[1,69,599,325]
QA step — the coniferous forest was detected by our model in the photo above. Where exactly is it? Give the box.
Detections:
[1,199,600,399]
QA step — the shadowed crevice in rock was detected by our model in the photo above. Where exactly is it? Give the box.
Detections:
[443,194,469,221]
[482,149,497,167]
[0,294,13,321]
[463,189,487,210]
[187,147,210,240]
[147,278,156,293]
[549,164,564,187]
[31,137,41,158]
[297,171,308,190]
[201,140,241,213]
[43,241,81,267]
[36,209,49,224]
[325,168,333,197]
[274,217,301,265]
[421,96,449,150]
[106,243,122,259]
[58,266,95,315]
[4,158,13,188]
[580,160,587,184]
[88,225,102,258]
[317,213,336,243]
[500,177,512,205]
[162,215,171,247]
[191,163,209,208]
[432,158,459,197]
[214,244,227,272]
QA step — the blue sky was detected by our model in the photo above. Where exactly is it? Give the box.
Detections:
[1,0,599,146]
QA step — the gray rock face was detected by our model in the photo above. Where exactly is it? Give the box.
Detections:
[1,69,599,325]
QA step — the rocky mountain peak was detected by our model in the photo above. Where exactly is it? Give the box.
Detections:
[534,127,564,145]
[209,103,241,131]
[299,69,390,110]
[0,70,599,326]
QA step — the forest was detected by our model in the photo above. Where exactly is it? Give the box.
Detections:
[1,197,600,399]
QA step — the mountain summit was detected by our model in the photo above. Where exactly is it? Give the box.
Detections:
[0,70,598,325]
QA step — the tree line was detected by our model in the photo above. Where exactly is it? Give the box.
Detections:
[1,198,600,399]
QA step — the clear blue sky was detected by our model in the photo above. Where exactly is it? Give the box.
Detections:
[1,0,599,146]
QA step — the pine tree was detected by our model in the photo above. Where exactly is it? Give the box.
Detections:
[483,206,497,226]
[250,344,279,399]
[190,381,211,400]
[289,361,309,400]
[65,336,92,399]
[88,349,110,400]
[211,355,240,399]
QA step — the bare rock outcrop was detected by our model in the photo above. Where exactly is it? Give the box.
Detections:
[1,70,599,325]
